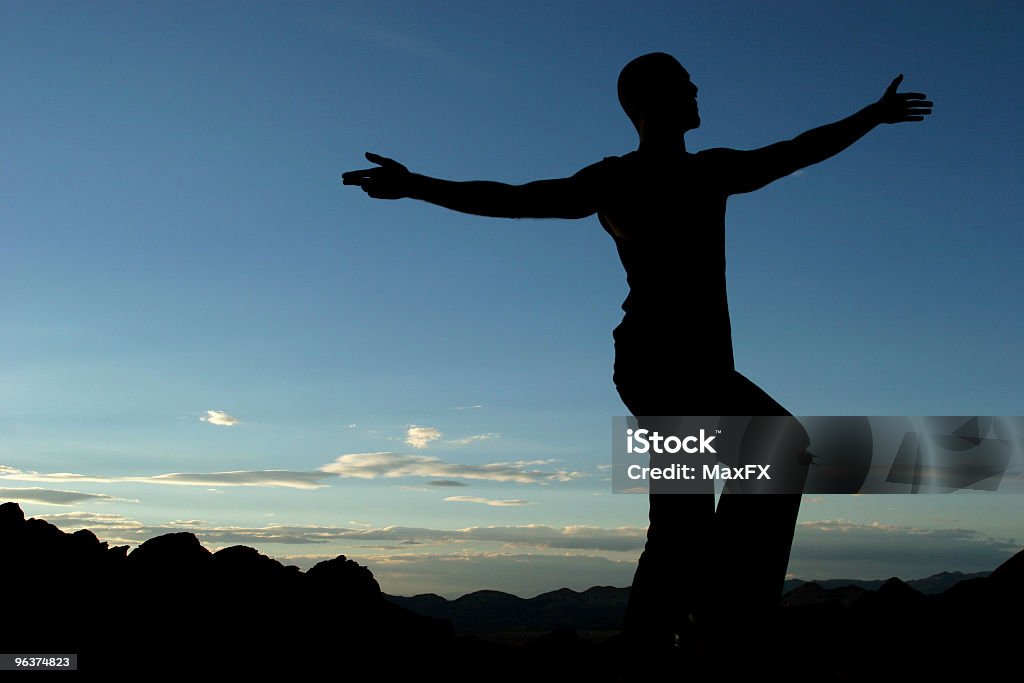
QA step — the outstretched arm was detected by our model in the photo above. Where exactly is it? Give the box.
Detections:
[706,75,933,195]
[342,153,602,219]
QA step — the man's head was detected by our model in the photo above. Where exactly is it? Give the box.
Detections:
[617,52,699,136]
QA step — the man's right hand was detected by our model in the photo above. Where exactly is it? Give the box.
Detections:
[872,75,933,124]
[342,152,415,199]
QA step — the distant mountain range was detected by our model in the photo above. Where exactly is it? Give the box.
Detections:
[2,500,1020,679]
[388,586,631,633]
[384,571,990,633]
[784,572,991,595]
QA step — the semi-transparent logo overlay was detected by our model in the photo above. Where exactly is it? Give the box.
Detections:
[611,416,1024,494]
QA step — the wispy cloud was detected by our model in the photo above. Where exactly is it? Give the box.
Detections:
[444,496,532,507]
[2,449,583,493]
[43,510,143,530]
[38,510,645,552]
[139,471,325,488]
[200,410,240,426]
[457,524,644,551]
[311,17,486,79]
[790,519,1021,580]
[453,405,483,410]
[0,487,125,506]
[447,433,499,446]
[1,468,328,490]
[319,452,585,484]
[405,426,442,449]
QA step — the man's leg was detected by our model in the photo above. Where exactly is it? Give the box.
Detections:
[618,392,716,648]
[622,490,715,646]
[715,494,802,612]
[714,372,804,627]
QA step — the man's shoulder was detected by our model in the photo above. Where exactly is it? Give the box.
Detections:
[571,152,634,185]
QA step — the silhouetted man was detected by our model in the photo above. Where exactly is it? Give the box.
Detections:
[343,52,931,651]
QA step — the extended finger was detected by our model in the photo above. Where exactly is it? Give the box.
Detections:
[342,167,379,176]
[342,168,382,181]
[365,152,398,168]
[886,74,904,94]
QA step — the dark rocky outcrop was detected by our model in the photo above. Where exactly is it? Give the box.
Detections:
[0,502,451,674]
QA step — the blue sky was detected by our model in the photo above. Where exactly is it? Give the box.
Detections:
[2,1,1022,598]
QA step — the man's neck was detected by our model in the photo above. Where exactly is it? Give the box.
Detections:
[637,131,687,157]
